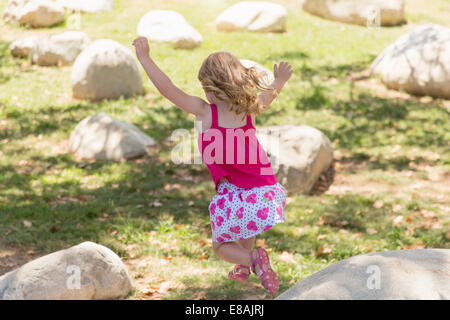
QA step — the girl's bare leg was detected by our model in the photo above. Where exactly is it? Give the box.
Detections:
[237,236,255,251]
[212,241,252,266]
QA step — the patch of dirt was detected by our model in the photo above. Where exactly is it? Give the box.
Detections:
[0,241,45,276]
[329,160,450,205]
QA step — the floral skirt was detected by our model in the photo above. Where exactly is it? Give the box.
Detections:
[209,181,287,242]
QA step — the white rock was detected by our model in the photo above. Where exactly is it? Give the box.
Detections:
[68,113,156,161]
[9,35,42,58]
[137,10,203,49]
[30,31,91,66]
[0,241,135,300]
[15,0,65,28]
[256,125,334,194]
[277,249,450,300]
[371,24,450,99]
[57,0,113,13]
[2,0,31,24]
[302,0,404,27]
[240,59,274,87]
[71,39,143,100]
[215,1,287,32]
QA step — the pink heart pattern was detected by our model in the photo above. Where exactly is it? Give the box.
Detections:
[257,207,269,220]
[246,193,257,204]
[236,207,244,219]
[210,183,287,242]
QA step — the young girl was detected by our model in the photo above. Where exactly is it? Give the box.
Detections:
[133,37,293,294]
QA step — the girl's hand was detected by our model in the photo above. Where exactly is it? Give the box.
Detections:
[132,37,150,61]
[274,61,293,84]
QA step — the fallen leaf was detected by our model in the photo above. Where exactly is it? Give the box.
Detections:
[317,234,328,240]
[366,227,378,235]
[392,215,404,226]
[337,220,349,226]
[406,216,414,223]
[392,204,402,212]
[197,255,207,260]
[402,241,425,250]
[162,256,173,261]
[373,200,384,209]
[279,251,296,264]
[314,245,332,257]
[151,201,163,207]
[23,220,32,227]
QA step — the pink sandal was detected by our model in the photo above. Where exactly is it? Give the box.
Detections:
[249,248,279,294]
[228,264,250,283]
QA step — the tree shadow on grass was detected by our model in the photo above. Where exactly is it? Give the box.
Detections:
[0,146,213,252]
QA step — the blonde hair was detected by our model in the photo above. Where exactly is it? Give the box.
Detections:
[198,52,274,119]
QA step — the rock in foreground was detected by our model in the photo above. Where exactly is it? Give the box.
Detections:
[0,241,135,300]
[277,249,450,300]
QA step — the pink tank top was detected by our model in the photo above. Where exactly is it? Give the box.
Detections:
[198,104,277,193]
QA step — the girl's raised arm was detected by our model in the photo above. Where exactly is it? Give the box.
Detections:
[258,61,293,109]
[132,37,208,116]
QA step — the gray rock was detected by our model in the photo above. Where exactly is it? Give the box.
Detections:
[215,1,287,33]
[277,249,450,300]
[9,35,42,58]
[371,24,450,99]
[57,0,114,13]
[68,112,156,161]
[302,0,404,27]
[240,59,274,87]
[0,241,135,300]
[137,10,202,49]
[30,31,91,66]
[256,125,334,195]
[2,0,66,28]
[71,39,144,100]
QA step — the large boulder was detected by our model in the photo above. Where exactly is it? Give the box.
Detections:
[137,10,203,49]
[56,0,114,13]
[0,242,135,300]
[240,59,274,87]
[215,1,287,32]
[277,249,450,300]
[256,125,335,195]
[2,0,65,28]
[370,24,450,99]
[302,0,405,27]
[9,35,42,58]
[30,31,91,66]
[68,112,157,161]
[71,39,144,100]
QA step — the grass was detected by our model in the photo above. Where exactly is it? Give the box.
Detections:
[0,0,449,299]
